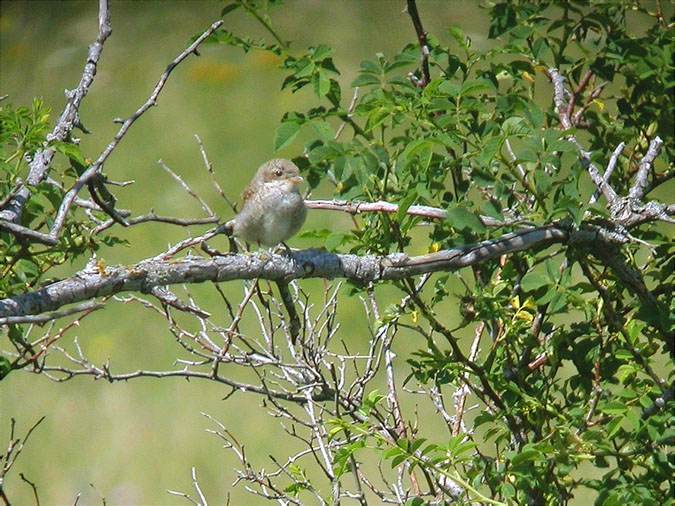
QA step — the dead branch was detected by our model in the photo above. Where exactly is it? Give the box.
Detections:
[0,225,567,320]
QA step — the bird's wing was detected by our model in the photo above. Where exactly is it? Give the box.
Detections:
[241,182,256,204]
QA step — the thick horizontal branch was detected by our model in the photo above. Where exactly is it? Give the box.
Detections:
[0,226,567,319]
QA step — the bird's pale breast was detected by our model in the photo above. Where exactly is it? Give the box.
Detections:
[233,181,306,246]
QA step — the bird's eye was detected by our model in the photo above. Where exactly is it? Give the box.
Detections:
[274,169,283,177]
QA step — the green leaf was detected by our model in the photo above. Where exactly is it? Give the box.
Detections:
[352,74,381,87]
[531,37,549,60]
[402,139,435,163]
[51,141,87,167]
[481,200,501,219]
[502,116,529,136]
[605,416,624,438]
[325,232,349,251]
[501,483,516,499]
[460,79,495,97]
[359,59,380,74]
[274,121,301,151]
[516,148,538,163]
[521,271,549,292]
[448,26,468,49]
[476,136,502,165]
[391,454,408,467]
[312,44,333,61]
[294,61,315,79]
[625,320,646,342]
[446,206,485,232]
[0,356,11,380]
[311,121,334,142]
[549,139,576,153]
[511,449,541,466]
[365,389,384,406]
[383,446,404,459]
[451,440,477,457]
[406,498,426,506]
[600,401,628,416]
[365,106,390,132]
[410,438,427,452]
[313,71,330,97]
[438,80,460,97]
[397,191,417,222]
[545,259,559,282]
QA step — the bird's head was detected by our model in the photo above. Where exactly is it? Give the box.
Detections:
[257,159,304,187]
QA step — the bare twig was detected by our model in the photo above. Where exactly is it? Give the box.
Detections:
[19,472,40,506]
[548,67,670,232]
[335,87,360,140]
[158,159,214,217]
[0,0,111,226]
[86,175,129,227]
[406,0,431,87]
[275,281,301,344]
[571,81,607,125]
[548,68,619,204]
[565,70,593,120]
[38,362,318,403]
[0,301,104,327]
[194,134,236,213]
[192,467,208,506]
[590,142,625,204]
[46,19,224,242]
[0,220,57,246]
[0,182,24,210]
[629,136,664,200]
[93,212,218,234]
[0,417,46,499]
[305,199,514,227]
[150,287,211,319]
[157,222,231,260]
[452,322,483,436]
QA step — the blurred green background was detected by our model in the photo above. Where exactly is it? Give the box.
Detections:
[1,1,491,504]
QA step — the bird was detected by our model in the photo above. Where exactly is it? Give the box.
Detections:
[231,159,307,248]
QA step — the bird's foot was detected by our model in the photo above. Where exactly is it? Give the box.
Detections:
[275,242,294,256]
[201,242,228,257]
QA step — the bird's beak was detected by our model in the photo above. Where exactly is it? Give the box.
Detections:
[289,175,304,185]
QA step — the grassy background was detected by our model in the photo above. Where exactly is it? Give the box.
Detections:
[1,1,489,504]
